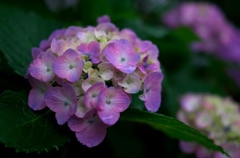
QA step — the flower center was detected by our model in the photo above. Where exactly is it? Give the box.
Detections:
[92,93,97,98]
[46,67,51,72]
[121,57,126,62]
[106,99,111,105]
[69,64,74,69]
[64,101,70,106]
[88,118,94,124]
[146,87,150,93]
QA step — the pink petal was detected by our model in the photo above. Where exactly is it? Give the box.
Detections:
[68,115,88,132]
[52,49,84,82]
[84,82,106,109]
[118,72,141,94]
[98,87,130,125]
[77,43,88,55]
[135,40,152,53]
[96,22,118,33]
[68,109,108,147]
[119,29,137,45]
[140,72,163,112]
[29,52,55,82]
[76,122,107,148]
[97,15,110,23]
[141,88,161,112]
[97,108,120,126]
[28,88,46,110]
[31,47,42,59]
[75,96,91,118]
[64,26,83,37]
[45,84,77,125]
[180,94,201,112]
[82,76,104,92]
[51,38,66,55]
[195,111,213,129]
[103,39,140,73]
[88,41,100,64]
[56,110,71,125]
[75,114,107,147]
[98,63,114,80]
[144,71,163,91]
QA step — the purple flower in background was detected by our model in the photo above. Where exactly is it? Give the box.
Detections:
[163,2,240,87]
[180,93,201,112]
[45,84,77,125]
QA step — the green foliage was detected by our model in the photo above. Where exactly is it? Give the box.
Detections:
[0,2,61,76]
[121,108,230,157]
[0,91,71,153]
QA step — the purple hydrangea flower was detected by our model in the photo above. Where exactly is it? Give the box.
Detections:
[75,96,91,118]
[52,49,84,82]
[27,76,51,110]
[84,82,106,109]
[26,15,163,147]
[68,109,108,148]
[103,39,140,74]
[163,2,240,87]
[29,52,56,82]
[118,72,141,94]
[77,41,101,64]
[45,84,77,125]
[98,87,131,125]
[139,72,163,112]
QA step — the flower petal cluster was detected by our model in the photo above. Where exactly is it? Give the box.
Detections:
[177,93,240,158]
[25,15,163,147]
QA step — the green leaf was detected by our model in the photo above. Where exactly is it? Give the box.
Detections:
[0,90,71,153]
[0,2,61,76]
[120,108,230,157]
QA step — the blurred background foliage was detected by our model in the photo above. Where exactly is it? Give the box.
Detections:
[0,0,240,157]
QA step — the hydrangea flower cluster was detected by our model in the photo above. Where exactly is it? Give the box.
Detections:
[177,93,240,158]
[163,2,240,87]
[25,15,163,147]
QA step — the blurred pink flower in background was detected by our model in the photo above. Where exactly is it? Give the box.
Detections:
[177,93,240,158]
[162,2,240,87]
